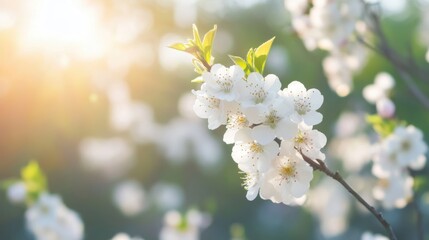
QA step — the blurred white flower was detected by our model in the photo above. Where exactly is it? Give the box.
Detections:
[363,72,395,104]
[334,111,365,137]
[113,180,147,217]
[361,232,389,240]
[7,181,27,204]
[373,173,413,209]
[150,183,184,211]
[111,233,144,240]
[306,178,350,237]
[376,98,395,118]
[26,193,84,240]
[79,137,134,179]
[159,209,211,240]
[329,134,373,172]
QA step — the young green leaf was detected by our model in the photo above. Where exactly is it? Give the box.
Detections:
[246,48,255,69]
[229,55,251,76]
[192,24,203,49]
[21,161,47,203]
[169,42,188,51]
[202,25,217,64]
[254,37,275,74]
[191,76,204,83]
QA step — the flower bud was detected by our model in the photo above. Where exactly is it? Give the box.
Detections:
[7,181,27,204]
[376,98,395,119]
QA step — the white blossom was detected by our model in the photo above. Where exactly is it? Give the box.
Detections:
[112,180,147,217]
[26,193,84,240]
[202,64,244,101]
[361,232,389,240]
[231,130,279,173]
[192,89,234,130]
[260,145,313,205]
[283,123,327,161]
[236,72,281,114]
[245,97,297,144]
[280,81,323,126]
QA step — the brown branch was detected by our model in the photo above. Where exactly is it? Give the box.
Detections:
[298,151,398,240]
[358,4,429,110]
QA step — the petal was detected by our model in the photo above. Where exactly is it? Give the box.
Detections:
[246,187,259,201]
[308,88,323,111]
[223,128,237,144]
[290,181,309,197]
[229,65,245,80]
[276,119,298,140]
[287,81,306,94]
[251,125,275,145]
[264,74,281,92]
[303,111,323,126]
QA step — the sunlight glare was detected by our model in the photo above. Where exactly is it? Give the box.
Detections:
[20,0,107,60]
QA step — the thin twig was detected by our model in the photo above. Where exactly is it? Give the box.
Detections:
[408,168,425,240]
[358,7,429,110]
[298,151,398,240]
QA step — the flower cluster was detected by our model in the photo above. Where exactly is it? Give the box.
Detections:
[159,209,211,240]
[26,193,84,240]
[284,0,368,96]
[363,72,396,118]
[192,64,326,205]
[372,125,427,209]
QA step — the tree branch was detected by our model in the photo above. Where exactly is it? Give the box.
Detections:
[298,151,398,240]
[358,4,429,110]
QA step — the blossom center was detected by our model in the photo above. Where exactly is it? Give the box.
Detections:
[294,98,310,115]
[250,142,264,153]
[265,111,280,128]
[401,140,411,151]
[279,162,297,183]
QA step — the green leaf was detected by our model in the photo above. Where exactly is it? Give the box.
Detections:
[202,25,217,64]
[169,43,187,51]
[191,76,204,83]
[366,114,398,137]
[192,24,203,49]
[246,48,255,69]
[229,55,251,76]
[21,161,47,203]
[192,59,206,75]
[254,37,275,74]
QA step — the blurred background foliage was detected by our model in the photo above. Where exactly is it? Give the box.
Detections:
[0,0,428,239]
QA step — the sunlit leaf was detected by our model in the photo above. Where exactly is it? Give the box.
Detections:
[229,55,251,76]
[202,25,217,64]
[192,24,203,49]
[191,76,204,83]
[21,161,47,203]
[246,48,255,69]
[254,37,275,74]
[169,42,187,51]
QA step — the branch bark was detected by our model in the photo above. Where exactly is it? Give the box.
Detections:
[298,151,398,240]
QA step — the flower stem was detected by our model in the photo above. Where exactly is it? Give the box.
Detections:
[298,151,398,240]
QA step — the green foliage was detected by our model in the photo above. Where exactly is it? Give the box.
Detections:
[21,161,48,204]
[366,114,403,138]
[230,37,275,76]
[169,24,217,78]
[230,223,247,240]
